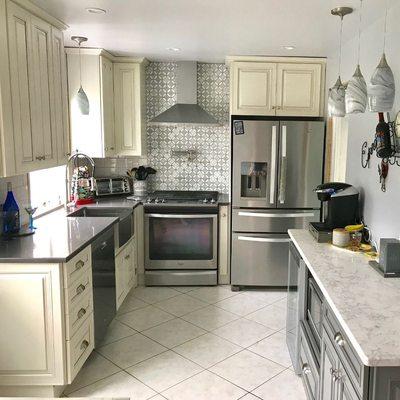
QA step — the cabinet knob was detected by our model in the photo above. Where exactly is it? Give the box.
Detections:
[272,106,276,110]
[75,260,85,271]
[110,147,115,150]
[80,339,89,351]
[77,308,87,319]
[334,332,346,347]
[76,284,86,295]
[125,254,130,260]
[302,363,311,375]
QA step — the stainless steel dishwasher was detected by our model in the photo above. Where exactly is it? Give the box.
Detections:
[92,226,116,346]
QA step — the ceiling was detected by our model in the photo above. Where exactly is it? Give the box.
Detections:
[31,0,396,62]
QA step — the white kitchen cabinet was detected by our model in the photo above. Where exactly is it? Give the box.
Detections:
[114,62,146,156]
[0,245,94,395]
[0,0,69,176]
[0,263,65,386]
[228,56,326,117]
[231,62,277,116]
[276,63,322,117]
[218,205,231,284]
[116,236,137,309]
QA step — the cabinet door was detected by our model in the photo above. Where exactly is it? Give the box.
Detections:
[321,329,340,400]
[115,250,126,309]
[101,56,115,157]
[0,264,64,385]
[231,62,277,115]
[51,26,70,164]
[114,63,143,156]
[125,240,135,292]
[30,15,57,168]
[338,370,360,400]
[6,1,40,172]
[276,63,322,117]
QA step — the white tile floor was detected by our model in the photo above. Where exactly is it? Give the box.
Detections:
[64,286,307,400]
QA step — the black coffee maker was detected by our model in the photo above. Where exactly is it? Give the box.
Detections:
[309,182,359,242]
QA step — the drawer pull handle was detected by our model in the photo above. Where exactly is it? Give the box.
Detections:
[302,363,311,375]
[77,308,87,319]
[75,260,85,271]
[125,254,130,260]
[76,284,86,295]
[100,241,108,250]
[80,340,89,351]
[334,332,346,347]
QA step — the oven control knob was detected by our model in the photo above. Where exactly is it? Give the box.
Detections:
[154,198,160,203]
[210,199,216,204]
[203,198,209,203]
[161,199,166,203]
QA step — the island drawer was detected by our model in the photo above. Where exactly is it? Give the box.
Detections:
[66,312,94,383]
[65,290,93,340]
[323,304,366,395]
[299,322,319,400]
[64,266,92,315]
[64,245,92,288]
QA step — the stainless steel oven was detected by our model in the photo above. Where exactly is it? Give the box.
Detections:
[145,212,218,270]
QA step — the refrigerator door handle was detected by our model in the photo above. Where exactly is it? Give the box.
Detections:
[238,236,291,243]
[270,126,277,204]
[238,211,317,218]
[279,125,287,204]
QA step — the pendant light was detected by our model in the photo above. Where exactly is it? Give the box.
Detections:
[368,0,395,112]
[71,36,90,115]
[328,7,353,118]
[345,0,367,114]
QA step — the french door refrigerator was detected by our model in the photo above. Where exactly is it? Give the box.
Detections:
[231,118,324,288]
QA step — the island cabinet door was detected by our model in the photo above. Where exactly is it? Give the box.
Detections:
[320,329,340,400]
[0,264,65,385]
[338,367,360,400]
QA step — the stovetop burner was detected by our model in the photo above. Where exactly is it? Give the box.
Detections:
[145,190,219,205]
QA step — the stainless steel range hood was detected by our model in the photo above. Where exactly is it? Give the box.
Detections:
[149,61,220,126]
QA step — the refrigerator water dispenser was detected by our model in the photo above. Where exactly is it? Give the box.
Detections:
[240,162,268,198]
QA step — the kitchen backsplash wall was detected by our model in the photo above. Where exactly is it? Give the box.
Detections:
[93,156,148,178]
[145,62,230,193]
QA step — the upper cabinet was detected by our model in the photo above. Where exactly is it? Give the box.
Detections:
[66,49,147,158]
[0,0,69,177]
[228,56,326,117]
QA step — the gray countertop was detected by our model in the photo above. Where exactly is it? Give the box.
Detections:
[289,228,400,367]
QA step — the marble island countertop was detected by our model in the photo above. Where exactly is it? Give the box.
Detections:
[289,229,400,367]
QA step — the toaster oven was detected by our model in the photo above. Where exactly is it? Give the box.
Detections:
[93,177,131,197]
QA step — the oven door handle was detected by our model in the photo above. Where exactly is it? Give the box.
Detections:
[147,213,216,218]
[237,236,291,243]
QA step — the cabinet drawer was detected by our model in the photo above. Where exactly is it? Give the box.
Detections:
[64,246,91,287]
[299,322,319,400]
[64,266,92,315]
[323,304,366,395]
[66,312,94,383]
[65,290,93,340]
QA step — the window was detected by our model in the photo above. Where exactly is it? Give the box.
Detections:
[29,165,66,216]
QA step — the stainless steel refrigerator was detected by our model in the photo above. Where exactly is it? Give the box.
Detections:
[231,118,324,288]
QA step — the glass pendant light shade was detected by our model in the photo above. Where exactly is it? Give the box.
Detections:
[345,65,367,114]
[75,86,90,115]
[368,53,395,112]
[328,76,346,117]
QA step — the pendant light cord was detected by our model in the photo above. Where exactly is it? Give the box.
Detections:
[383,0,389,52]
[338,16,343,77]
[79,42,82,87]
[357,0,363,64]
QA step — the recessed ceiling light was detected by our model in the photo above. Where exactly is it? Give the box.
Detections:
[166,47,181,52]
[283,45,296,50]
[86,7,107,14]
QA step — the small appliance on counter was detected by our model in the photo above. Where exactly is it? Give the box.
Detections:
[93,176,131,197]
[309,182,359,243]
[369,238,400,278]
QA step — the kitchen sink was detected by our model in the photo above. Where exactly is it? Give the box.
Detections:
[68,207,134,249]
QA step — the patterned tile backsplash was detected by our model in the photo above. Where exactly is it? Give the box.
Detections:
[145,62,230,194]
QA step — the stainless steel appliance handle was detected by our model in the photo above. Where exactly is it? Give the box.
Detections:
[147,214,216,219]
[238,236,291,243]
[238,211,316,218]
[270,126,277,204]
[279,125,287,204]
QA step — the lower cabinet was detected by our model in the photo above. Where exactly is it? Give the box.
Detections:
[116,236,137,309]
[0,245,94,392]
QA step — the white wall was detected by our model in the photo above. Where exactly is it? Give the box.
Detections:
[327,2,400,246]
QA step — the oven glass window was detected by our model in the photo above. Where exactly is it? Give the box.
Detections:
[149,217,214,260]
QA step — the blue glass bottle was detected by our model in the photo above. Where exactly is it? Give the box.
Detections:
[3,182,20,235]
